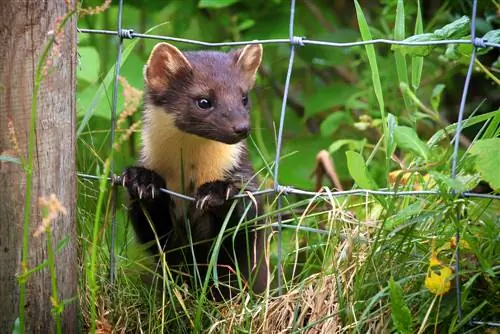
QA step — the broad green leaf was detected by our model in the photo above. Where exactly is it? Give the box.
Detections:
[392,33,440,56]
[346,151,377,189]
[320,112,348,137]
[354,0,385,121]
[304,84,358,117]
[394,0,412,110]
[393,16,470,57]
[430,84,445,111]
[469,138,500,191]
[394,126,429,160]
[77,47,100,84]
[388,277,413,334]
[198,0,239,9]
[433,16,470,39]
[387,113,397,156]
[411,0,424,90]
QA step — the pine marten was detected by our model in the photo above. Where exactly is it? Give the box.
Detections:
[122,42,268,300]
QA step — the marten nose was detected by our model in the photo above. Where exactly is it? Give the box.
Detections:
[232,123,250,137]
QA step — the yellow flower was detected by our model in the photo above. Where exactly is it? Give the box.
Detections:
[425,251,453,296]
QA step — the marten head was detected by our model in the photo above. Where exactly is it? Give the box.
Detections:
[144,42,262,145]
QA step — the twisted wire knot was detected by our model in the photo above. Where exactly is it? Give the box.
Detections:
[111,173,122,186]
[290,36,305,46]
[472,37,486,48]
[277,185,293,194]
[118,29,134,39]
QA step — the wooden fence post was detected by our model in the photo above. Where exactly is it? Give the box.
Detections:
[0,1,78,332]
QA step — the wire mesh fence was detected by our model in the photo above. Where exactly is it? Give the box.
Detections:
[77,0,499,328]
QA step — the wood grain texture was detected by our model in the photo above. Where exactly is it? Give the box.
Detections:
[0,0,78,332]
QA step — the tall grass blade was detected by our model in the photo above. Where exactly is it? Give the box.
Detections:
[353,0,389,184]
[394,0,412,110]
[411,0,424,90]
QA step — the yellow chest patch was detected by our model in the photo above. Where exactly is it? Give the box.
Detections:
[141,107,243,196]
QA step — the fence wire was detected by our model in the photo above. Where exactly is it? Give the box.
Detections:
[77,0,499,328]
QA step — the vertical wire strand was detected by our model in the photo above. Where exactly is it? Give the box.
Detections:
[274,0,297,295]
[451,0,479,325]
[109,0,126,284]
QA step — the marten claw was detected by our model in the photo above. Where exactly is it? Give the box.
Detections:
[122,166,166,201]
[225,186,233,200]
[200,195,210,210]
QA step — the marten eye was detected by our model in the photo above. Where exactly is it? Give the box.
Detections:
[196,98,212,110]
[242,94,249,106]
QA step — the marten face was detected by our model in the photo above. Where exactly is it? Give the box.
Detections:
[144,43,262,145]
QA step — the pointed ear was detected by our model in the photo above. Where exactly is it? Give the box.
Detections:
[144,43,192,92]
[233,44,263,85]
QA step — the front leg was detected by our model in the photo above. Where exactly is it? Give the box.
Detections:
[122,166,173,253]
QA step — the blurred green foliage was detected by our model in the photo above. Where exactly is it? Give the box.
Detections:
[77,0,499,190]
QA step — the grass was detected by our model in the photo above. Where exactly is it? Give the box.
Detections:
[76,165,499,333]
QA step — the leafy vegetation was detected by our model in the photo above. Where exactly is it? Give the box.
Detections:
[8,0,499,332]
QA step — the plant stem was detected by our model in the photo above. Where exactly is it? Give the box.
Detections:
[18,10,75,333]
[88,159,112,334]
[47,228,62,334]
[475,58,500,86]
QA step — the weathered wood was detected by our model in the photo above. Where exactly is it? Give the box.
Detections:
[0,0,78,332]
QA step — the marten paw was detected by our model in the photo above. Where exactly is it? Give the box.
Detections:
[195,181,237,211]
[122,166,166,201]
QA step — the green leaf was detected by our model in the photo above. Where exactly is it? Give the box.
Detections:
[469,138,500,191]
[77,47,100,84]
[354,0,385,121]
[304,84,357,117]
[430,84,445,111]
[433,16,470,39]
[393,16,470,57]
[329,139,364,154]
[411,0,424,90]
[346,151,377,189]
[393,33,440,56]
[387,113,398,156]
[198,0,239,9]
[388,277,413,334]
[394,126,429,160]
[320,112,348,137]
[394,0,412,110]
